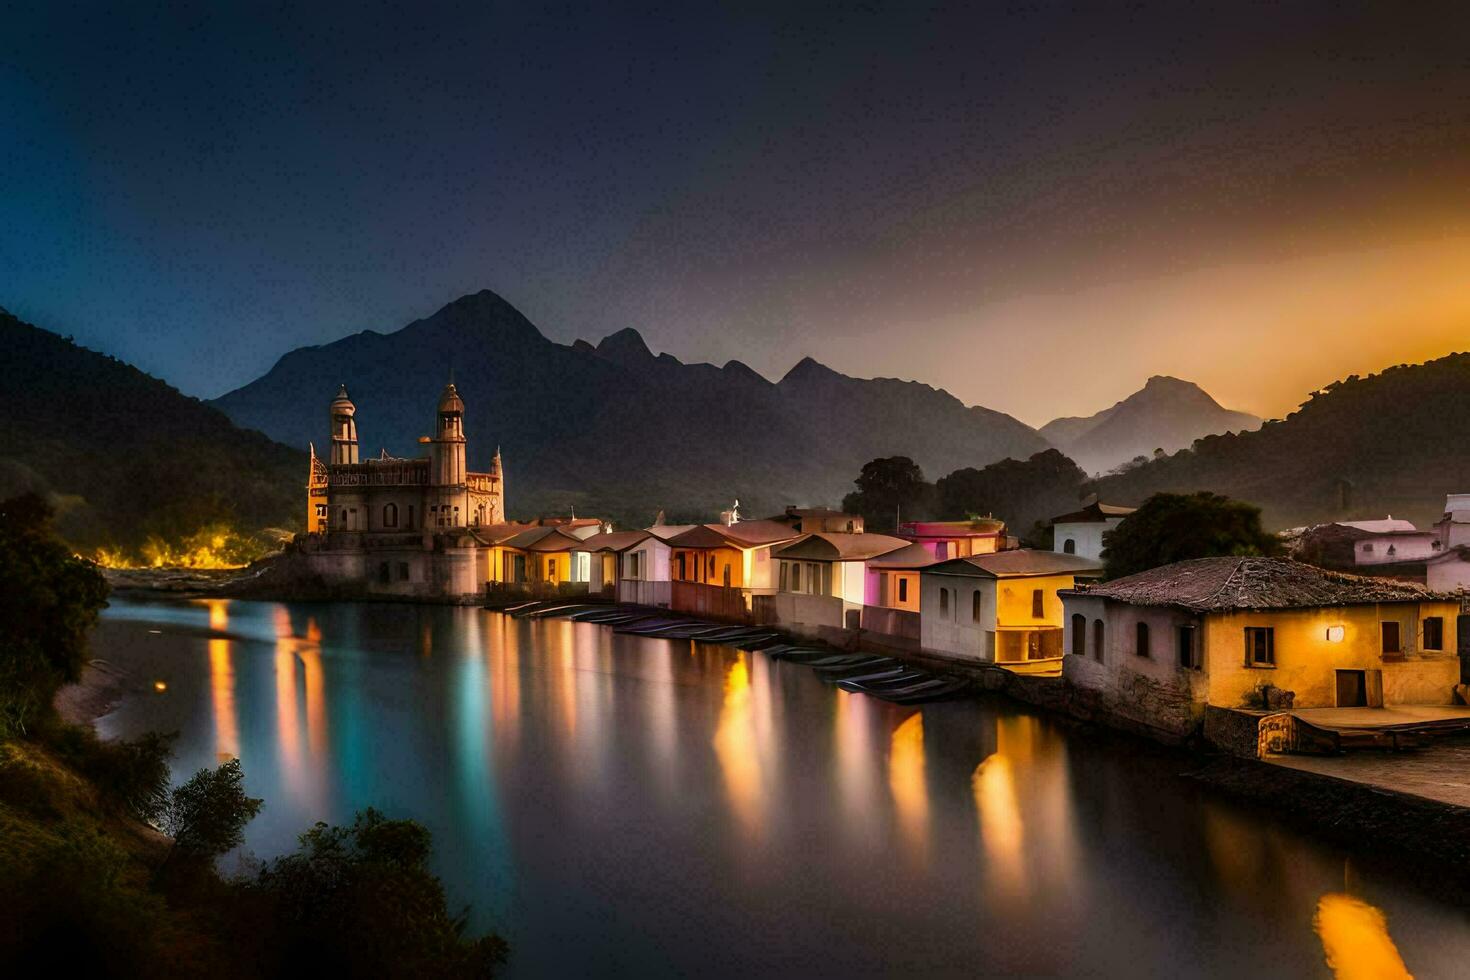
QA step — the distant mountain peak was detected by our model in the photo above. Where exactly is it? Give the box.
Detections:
[595,327,655,365]
[780,356,841,385]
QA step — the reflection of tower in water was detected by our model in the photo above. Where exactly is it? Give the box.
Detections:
[201,599,238,763]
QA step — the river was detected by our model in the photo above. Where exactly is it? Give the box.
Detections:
[90,597,1468,976]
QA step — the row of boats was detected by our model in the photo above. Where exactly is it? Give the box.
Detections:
[485,598,971,704]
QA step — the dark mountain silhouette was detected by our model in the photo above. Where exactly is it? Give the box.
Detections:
[1089,355,1470,530]
[0,308,304,551]
[1041,375,1260,475]
[210,290,1048,525]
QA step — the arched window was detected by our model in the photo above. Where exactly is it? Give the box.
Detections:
[1136,621,1151,658]
[972,590,982,623]
[340,508,348,528]
[1071,614,1086,656]
[1063,538,1076,554]
[939,588,950,616]
[1093,619,1105,662]
[383,503,398,528]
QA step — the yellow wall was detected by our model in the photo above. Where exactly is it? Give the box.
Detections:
[672,546,745,588]
[995,573,1076,630]
[1203,601,1461,708]
[874,570,921,611]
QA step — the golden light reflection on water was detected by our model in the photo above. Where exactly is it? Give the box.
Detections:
[490,613,520,743]
[208,637,238,762]
[714,653,763,837]
[972,751,1024,898]
[271,607,327,808]
[1314,893,1413,980]
[834,692,880,847]
[888,712,928,859]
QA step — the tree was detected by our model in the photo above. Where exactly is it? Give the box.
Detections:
[162,758,264,863]
[840,456,934,531]
[0,493,110,737]
[1101,491,1281,579]
[247,808,509,976]
[934,450,1087,544]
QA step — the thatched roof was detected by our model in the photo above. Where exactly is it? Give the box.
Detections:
[1065,557,1441,612]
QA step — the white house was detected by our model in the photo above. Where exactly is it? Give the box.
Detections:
[611,524,696,608]
[1050,501,1135,561]
[768,532,910,633]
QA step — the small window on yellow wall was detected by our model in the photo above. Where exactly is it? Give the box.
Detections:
[898,578,908,602]
[1245,626,1274,666]
[1032,589,1044,618]
[1424,616,1444,651]
[1381,621,1402,654]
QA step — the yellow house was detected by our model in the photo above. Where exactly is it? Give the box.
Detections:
[483,521,603,593]
[919,550,1104,672]
[665,520,799,621]
[1061,556,1464,738]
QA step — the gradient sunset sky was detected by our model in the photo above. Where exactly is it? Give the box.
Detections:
[5,1,1470,426]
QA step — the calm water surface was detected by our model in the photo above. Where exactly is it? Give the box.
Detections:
[92,598,1469,977]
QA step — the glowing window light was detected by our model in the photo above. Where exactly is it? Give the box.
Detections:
[1326,626,1346,643]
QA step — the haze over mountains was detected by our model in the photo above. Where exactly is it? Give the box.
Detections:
[1040,375,1261,476]
[211,290,1049,525]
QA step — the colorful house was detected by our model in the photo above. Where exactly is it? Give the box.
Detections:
[1049,501,1134,560]
[763,506,865,534]
[574,529,656,599]
[861,542,935,648]
[666,519,799,622]
[612,524,696,608]
[1060,557,1464,739]
[898,518,1008,561]
[485,520,603,595]
[920,550,1103,671]
[768,532,910,634]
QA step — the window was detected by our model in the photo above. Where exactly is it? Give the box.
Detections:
[1381,621,1402,655]
[1032,589,1044,618]
[1063,538,1076,555]
[1363,543,1374,553]
[791,563,801,592]
[940,588,950,616]
[1071,614,1086,656]
[1424,616,1444,651]
[898,578,908,603]
[397,562,410,581]
[972,590,982,623]
[378,562,390,584]
[547,559,558,581]
[383,503,398,528]
[1387,545,1397,557]
[1177,625,1198,669]
[1093,620,1105,662]
[340,508,348,527]
[1245,626,1275,666]
[1135,621,1150,658]
[936,542,949,560]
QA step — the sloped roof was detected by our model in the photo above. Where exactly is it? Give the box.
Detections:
[474,522,540,545]
[925,549,1104,579]
[1336,518,1418,534]
[502,526,587,552]
[864,542,939,570]
[645,524,698,543]
[1064,556,1441,611]
[1051,501,1136,525]
[771,532,909,562]
[666,520,798,550]
[576,530,651,553]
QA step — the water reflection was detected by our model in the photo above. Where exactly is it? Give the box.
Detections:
[888,712,928,860]
[1315,893,1413,979]
[90,599,1470,978]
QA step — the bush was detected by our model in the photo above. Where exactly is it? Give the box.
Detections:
[48,726,176,824]
[246,808,509,976]
[162,759,264,863]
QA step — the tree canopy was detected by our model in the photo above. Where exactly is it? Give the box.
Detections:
[840,456,934,531]
[934,449,1087,543]
[0,493,110,736]
[1101,491,1281,579]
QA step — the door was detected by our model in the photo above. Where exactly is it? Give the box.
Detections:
[1335,669,1367,707]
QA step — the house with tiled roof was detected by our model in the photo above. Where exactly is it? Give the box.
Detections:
[1060,557,1463,738]
[766,532,910,636]
[920,550,1104,673]
[665,519,801,622]
[1049,500,1135,561]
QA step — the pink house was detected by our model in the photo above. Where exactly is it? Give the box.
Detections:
[897,518,1009,561]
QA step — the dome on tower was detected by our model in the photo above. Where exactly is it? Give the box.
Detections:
[330,384,355,412]
[437,383,465,414]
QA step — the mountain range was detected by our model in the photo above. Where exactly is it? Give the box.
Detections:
[0,308,303,553]
[1039,375,1261,476]
[210,290,1049,526]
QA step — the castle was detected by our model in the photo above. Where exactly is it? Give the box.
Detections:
[300,382,505,596]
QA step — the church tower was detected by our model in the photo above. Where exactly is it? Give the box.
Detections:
[329,385,359,465]
[429,383,467,527]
